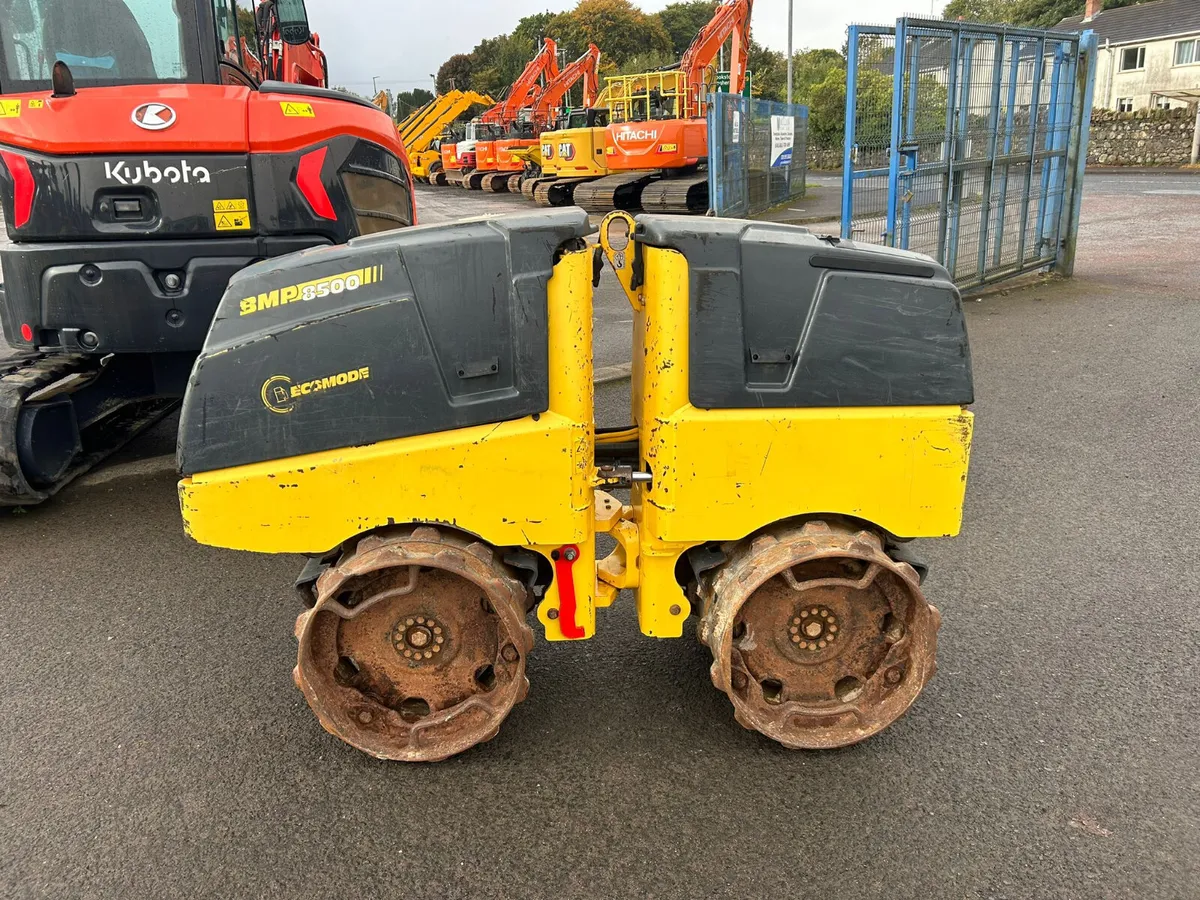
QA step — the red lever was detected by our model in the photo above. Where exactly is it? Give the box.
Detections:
[552,545,585,639]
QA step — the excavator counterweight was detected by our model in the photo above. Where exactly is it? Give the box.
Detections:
[0,0,414,505]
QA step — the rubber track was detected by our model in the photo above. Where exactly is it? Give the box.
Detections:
[572,172,657,213]
[639,173,709,214]
[0,352,177,506]
[533,177,596,208]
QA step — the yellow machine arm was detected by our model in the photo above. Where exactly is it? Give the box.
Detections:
[401,90,494,155]
[396,96,436,135]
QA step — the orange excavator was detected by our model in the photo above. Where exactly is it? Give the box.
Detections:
[0,0,411,505]
[477,43,601,193]
[575,0,751,214]
[252,0,328,87]
[460,39,559,191]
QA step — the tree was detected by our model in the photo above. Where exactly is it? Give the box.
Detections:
[790,48,844,105]
[514,11,556,45]
[656,1,718,59]
[941,0,1019,21]
[944,0,1148,26]
[236,6,257,46]
[436,53,474,94]
[394,88,434,120]
[547,0,672,68]
[466,33,537,99]
[747,41,786,101]
[615,50,677,77]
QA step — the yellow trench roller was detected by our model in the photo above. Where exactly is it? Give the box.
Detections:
[178,208,974,760]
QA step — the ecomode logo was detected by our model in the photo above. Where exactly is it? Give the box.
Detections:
[260,367,371,414]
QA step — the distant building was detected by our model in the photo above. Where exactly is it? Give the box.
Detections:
[1057,0,1200,111]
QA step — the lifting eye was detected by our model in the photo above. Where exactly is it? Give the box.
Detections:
[605,214,631,252]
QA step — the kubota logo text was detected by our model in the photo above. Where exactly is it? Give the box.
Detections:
[104,159,212,185]
[615,128,658,142]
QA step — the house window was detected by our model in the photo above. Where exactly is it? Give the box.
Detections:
[1175,39,1198,66]
[1117,97,1134,112]
[1120,46,1146,71]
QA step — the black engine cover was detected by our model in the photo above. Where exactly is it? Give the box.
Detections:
[177,208,592,476]
[635,216,974,410]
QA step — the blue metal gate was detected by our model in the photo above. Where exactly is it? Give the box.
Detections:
[841,18,1097,288]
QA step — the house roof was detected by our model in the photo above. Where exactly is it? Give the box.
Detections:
[1057,0,1200,45]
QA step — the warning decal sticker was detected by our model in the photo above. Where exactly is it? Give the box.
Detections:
[280,102,315,118]
[213,198,249,214]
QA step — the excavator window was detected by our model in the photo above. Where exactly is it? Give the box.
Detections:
[233,0,261,71]
[0,0,201,92]
[212,0,242,67]
[273,0,312,45]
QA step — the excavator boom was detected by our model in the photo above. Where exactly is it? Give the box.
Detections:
[398,96,438,135]
[580,0,754,213]
[679,0,753,109]
[403,90,494,155]
[481,39,560,126]
[530,44,601,126]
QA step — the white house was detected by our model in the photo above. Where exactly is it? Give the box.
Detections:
[1058,0,1200,111]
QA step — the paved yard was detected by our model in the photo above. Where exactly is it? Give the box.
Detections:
[1,174,1197,899]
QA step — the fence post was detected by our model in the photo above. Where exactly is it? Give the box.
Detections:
[945,35,976,277]
[973,34,1007,282]
[992,42,1022,268]
[1014,35,1047,270]
[935,28,962,266]
[1055,29,1097,277]
[885,18,909,247]
[840,25,861,239]
[708,92,721,215]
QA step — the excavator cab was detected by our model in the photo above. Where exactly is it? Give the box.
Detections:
[0,0,413,504]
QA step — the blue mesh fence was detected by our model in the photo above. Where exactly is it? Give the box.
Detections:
[708,93,808,217]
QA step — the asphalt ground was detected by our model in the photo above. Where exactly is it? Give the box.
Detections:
[1,173,1199,899]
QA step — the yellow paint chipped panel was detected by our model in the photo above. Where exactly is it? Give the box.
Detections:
[180,413,590,553]
[648,406,973,544]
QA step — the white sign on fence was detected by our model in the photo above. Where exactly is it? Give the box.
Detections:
[770,115,793,168]
[731,109,740,144]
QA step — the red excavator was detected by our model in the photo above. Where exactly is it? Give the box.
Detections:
[460,39,559,191]
[0,0,415,505]
[575,0,752,213]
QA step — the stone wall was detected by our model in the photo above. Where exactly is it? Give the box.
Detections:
[804,106,1197,171]
[1087,107,1196,167]
[807,146,844,171]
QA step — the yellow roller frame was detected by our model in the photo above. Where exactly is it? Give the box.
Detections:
[179,246,600,641]
[181,215,973,647]
[597,211,974,638]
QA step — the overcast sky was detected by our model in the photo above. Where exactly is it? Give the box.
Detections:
[305,0,949,95]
